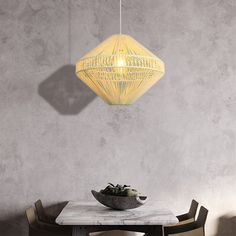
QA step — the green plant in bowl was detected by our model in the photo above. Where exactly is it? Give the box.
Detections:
[100,183,138,197]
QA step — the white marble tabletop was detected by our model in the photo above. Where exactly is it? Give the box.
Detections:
[56,201,178,226]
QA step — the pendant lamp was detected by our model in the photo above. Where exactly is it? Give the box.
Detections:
[76,0,165,105]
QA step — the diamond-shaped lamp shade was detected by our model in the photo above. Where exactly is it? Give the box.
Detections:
[76,34,165,105]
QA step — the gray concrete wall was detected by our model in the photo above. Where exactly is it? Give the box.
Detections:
[0,0,236,235]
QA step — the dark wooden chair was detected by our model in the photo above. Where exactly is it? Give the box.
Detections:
[25,207,72,236]
[35,199,57,225]
[177,199,199,224]
[165,199,199,227]
[164,206,208,236]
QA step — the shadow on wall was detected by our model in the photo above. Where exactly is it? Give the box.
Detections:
[215,215,236,236]
[0,214,27,236]
[45,201,68,217]
[0,201,68,236]
[38,65,96,115]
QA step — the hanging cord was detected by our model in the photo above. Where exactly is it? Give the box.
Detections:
[68,0,71,64]
[120,0,122,34]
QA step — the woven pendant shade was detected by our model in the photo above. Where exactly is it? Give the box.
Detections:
[76,34,165,105]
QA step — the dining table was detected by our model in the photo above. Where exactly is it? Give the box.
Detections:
[56,201,178,236]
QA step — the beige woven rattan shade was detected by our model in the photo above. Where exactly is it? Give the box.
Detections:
[76,34,165,104]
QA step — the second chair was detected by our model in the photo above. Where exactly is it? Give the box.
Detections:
[26,207,72,236]
[35,199,57,225]
[164,206,208,236]
[176,199,199,224]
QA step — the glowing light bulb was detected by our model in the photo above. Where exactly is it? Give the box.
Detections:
[116,57,126,67]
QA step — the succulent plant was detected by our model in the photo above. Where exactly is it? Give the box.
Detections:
[100,183,138,197]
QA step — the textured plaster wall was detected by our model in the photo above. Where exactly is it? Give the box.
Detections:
[0,0,236,235]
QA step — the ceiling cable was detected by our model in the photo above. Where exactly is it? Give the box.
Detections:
[120,0,122,34]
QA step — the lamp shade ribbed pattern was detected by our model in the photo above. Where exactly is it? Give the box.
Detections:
[76,34,165,105]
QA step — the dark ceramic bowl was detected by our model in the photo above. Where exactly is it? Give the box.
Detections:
[91,190,147,210]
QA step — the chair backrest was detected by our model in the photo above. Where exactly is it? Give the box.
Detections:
[35,199,46,221]
[189,199,199,219]
[196,206,208,227]
[25,207,37,225]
